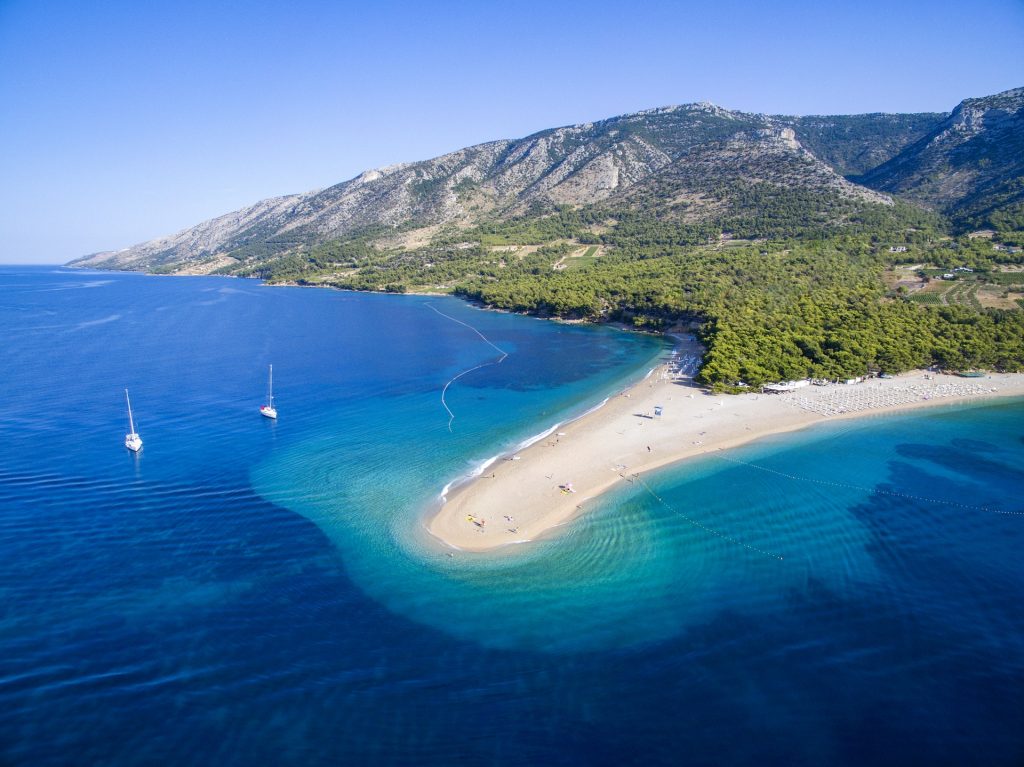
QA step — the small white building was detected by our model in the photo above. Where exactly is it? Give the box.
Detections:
[763,379,811,393]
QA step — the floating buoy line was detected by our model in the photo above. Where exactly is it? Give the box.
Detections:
[713,454,1024,517]
[625,473,785,562]
[426,303,508,432]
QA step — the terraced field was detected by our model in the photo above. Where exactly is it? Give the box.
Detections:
[909,277,1017,309]
[555,245,603,271]
[944,280,983,309]
[910,280,966,306]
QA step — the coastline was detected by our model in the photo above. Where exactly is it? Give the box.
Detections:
[427,346,1024,552]
[55,268,1024,552]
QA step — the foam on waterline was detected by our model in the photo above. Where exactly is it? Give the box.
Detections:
[515,422,562,451]
[439,453,502,501]
[435,393,616,507]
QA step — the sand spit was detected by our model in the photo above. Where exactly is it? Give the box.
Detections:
[428,345,1024,552]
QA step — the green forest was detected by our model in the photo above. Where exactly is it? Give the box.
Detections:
[75,86,1024,389]
[221,194,1024,390]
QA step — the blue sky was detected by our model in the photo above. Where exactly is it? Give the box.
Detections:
[1,0,1021,264]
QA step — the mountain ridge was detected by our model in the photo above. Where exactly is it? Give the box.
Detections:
[69,96,963,273]
[65,88,1024,387]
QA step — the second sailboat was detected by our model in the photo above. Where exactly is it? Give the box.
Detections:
[260,365,277,419]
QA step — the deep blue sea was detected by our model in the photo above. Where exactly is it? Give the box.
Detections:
[2,266,1023,766]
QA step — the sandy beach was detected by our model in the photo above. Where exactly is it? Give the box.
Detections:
[427,340,1024,552]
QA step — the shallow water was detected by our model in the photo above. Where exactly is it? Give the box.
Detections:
[2,266,1023,765]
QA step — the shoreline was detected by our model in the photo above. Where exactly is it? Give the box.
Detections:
[56,268,1024,549]
[427,349,1024,552]
[438,383,636,506]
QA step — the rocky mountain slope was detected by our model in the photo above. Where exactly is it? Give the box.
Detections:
[614,127,893,219]
[782,112,945,177]
[856,87,1024,227]
[69,100,950,274]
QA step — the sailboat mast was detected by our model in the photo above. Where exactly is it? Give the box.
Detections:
[125,389,135,434]
[268,365,274,406]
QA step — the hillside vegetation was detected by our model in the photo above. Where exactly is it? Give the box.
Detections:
[69,87,1024,388]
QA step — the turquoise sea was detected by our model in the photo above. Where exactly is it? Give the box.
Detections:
[1,266,1023,765]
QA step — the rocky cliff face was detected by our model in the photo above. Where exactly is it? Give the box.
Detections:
[73,93,1008,274]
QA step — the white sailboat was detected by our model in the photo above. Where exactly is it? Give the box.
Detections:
[124,388,143,452]
[260,364,277,419]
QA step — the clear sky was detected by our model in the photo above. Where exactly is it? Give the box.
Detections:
[1,0,1022,264]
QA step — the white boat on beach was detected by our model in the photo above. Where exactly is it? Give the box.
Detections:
[260,364,277,419]
[124,389,142,452]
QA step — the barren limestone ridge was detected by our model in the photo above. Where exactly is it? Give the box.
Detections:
[72,91,1024,276]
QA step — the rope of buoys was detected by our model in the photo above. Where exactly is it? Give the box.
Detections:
[629,474,785,561]
[426,303,508,432]
[713,454,1024,517]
